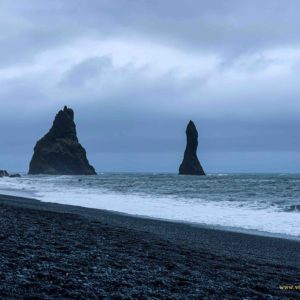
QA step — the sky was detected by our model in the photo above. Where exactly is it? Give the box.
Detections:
[1,0,300,173]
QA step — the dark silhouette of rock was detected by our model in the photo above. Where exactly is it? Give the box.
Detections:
[179,120,205,176]
[0,170,9,177]
[9,174,21,178]
[0,171,21,178]
[29,106,96,175]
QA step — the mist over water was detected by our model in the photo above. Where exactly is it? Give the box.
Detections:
[0,173,299,238]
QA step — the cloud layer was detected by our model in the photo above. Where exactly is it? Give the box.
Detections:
[1,0,300,172]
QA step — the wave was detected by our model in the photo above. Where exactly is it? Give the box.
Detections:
[0,175,299,238]
[30,190,300,237]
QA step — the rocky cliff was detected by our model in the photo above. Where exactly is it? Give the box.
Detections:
[179,120,205,176]
[29,106,96,175]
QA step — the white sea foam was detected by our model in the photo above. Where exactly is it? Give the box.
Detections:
[0,175,299,238]
[36,190,300,237]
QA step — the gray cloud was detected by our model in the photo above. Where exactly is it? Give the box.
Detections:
[2,1,300,59]
[60,56,112,87]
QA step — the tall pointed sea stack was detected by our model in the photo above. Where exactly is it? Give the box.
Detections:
[29,106,96,175]
[179,120,205,175]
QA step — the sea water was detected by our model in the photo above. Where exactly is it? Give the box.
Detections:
[0,173,299,238]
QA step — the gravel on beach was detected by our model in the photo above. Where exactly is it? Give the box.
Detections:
[0,194,299,299]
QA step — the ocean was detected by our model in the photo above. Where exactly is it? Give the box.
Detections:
[0,173,299,239]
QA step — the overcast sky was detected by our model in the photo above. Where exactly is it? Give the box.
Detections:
[1,0,300,173]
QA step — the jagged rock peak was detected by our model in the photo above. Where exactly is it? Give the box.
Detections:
[29,106,96,175]
[48,105,77,141]
[179,120,205,176]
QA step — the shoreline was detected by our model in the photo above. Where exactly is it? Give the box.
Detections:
[1,172,299,240]
[1,191,299,242]
[0,193,300,298]
[1,193,300,252]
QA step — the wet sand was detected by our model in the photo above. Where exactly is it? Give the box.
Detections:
[0,194,299,299]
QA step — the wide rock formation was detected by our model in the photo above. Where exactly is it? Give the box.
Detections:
[179,120,205,176]
[0,171,21,178]
[29,106,96,175]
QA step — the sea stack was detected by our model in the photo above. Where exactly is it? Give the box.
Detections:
[29,106,96,175]
[179,120,205,176]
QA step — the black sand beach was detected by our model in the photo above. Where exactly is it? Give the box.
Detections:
[0,194,299,299]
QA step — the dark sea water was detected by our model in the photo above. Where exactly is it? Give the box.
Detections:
[0,173,299,238]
